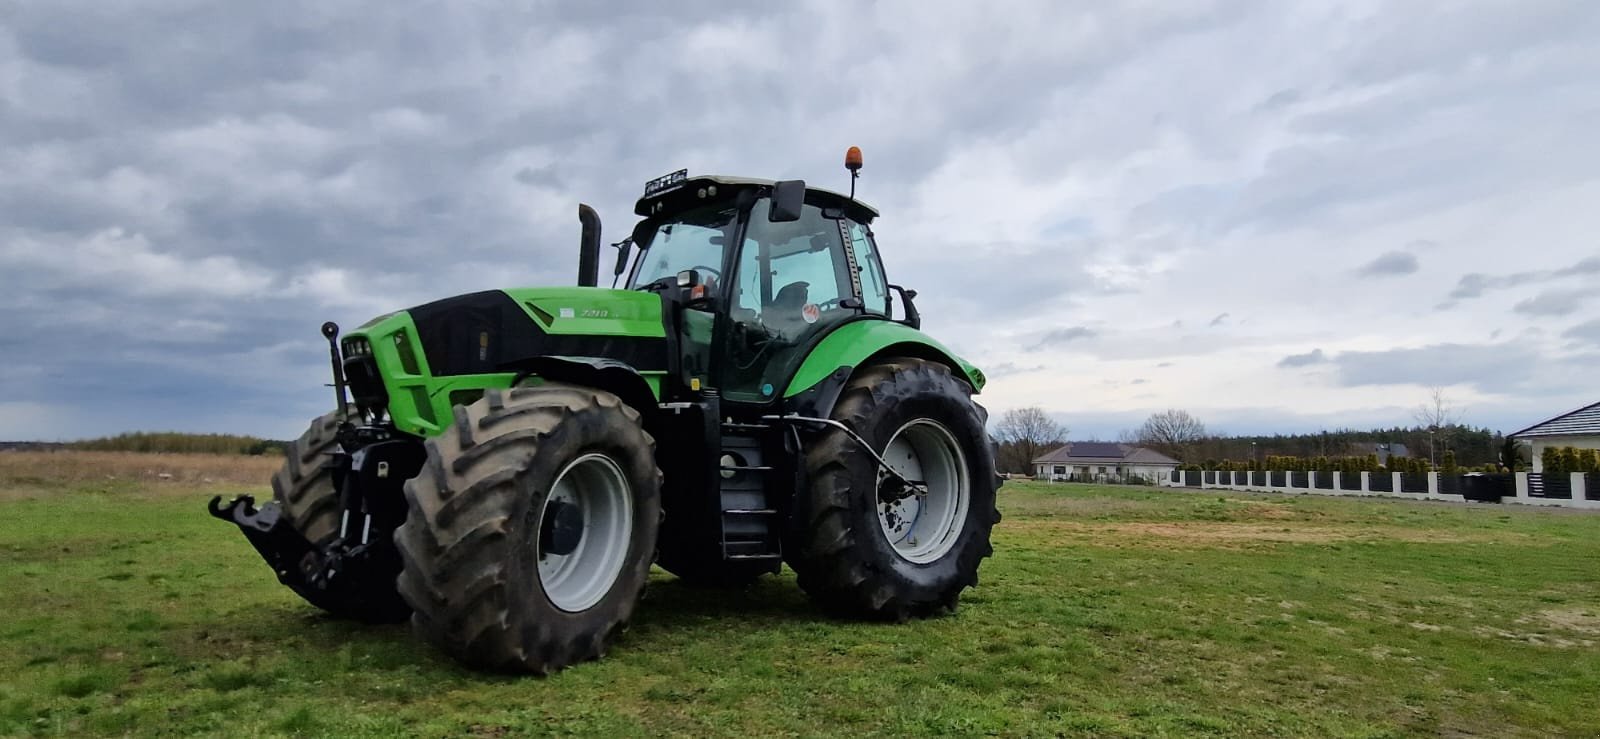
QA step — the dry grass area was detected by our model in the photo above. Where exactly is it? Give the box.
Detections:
[0,450,281,498]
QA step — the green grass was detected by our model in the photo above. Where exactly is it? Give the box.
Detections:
[2,479,1598,736]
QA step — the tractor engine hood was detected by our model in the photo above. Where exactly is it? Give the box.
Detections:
[339,287,668,436]
[396,287,669,377]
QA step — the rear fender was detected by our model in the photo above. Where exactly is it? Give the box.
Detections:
[783,321,984,420]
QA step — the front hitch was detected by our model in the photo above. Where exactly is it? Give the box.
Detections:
[209,495,320,585]
[209,493,411,622]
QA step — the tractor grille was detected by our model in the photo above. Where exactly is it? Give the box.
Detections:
[343,354,388,412]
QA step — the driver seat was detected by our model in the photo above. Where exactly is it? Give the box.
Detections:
[762,281,810,339]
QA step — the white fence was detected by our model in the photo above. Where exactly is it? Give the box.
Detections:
[1159,470,1600,510]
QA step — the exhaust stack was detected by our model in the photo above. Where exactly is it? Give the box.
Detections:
[577,204,601,287]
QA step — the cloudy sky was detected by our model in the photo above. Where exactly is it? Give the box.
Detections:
[2,1,1597,441]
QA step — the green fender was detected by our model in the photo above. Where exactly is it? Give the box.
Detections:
[783,320,986,400]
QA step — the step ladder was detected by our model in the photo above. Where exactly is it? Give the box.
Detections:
[717,422,783,563]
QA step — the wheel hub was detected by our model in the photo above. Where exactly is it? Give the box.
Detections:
[876,420,970,564]
[536,454,634,613]
[539,499,584,556]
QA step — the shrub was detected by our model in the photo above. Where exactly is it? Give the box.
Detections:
[1542,446,1564,475]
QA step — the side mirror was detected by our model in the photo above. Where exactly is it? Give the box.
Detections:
[888,284,920,330]
[611,239,632,279]
[769,180,805,222]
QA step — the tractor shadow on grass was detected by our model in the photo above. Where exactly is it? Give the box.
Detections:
[222,571,916,683]
[632,572,827,631]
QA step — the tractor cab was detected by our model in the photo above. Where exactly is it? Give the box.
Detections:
[619,172,911,407]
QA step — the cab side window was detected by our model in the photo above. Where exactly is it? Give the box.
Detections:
[846,220,890,316]
[737,204,850,338]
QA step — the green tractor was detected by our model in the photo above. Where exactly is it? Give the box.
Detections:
[211,151,1000,673]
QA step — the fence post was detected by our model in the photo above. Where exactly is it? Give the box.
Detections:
[1573,473,1588,502]
[1331,471,1341,493]
[1427,472,1439,496]
[1515,472,1530,501]
[1359,471,1371,494]
[1392,471,1403,495]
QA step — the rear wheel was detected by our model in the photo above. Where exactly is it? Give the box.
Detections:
[786,358,1000,619]
[270,412,409,622]
[395,385,661,673]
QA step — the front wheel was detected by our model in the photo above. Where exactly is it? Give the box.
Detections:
[394,384,661,673]
[786,358,1000,620]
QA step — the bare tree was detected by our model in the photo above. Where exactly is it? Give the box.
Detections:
[1413,386,1461,465]
[1136,409,1207,461]
[993,407,1067,474]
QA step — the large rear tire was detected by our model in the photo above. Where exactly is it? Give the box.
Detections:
[395,385,661,673]
[270,412,410,622]
[786,358,1000,619]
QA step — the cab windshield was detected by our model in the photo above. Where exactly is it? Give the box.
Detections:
[627,205,739,288]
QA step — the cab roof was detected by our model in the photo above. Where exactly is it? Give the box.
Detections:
[633,173,879,223]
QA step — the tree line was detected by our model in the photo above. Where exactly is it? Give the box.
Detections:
[989,404,1519,474]
[70,432,287,456]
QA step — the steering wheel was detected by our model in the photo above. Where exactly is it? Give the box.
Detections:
[688,265,723,281]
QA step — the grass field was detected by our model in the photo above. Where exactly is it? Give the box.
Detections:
[2,455,1598,737]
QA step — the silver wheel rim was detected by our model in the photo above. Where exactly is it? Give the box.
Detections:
[878,419,969,564]
[537,453,633,613]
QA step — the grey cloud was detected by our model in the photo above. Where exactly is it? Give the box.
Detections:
[985,362,1047,378]
[1555,256,1600,276]
[1277,348,1327,368]
[1561,319,1600,344]
[1448,274,1492,300]
[1328,343,1529,392]
[1257,88,1301,111]
[1513,289,1590,317]
[1449,255,1600,300]
[1356,250,1419,277]
[1208,312,1229,327]
[1030,326,1097,351]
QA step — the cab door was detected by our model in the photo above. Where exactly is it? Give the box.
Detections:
[716,199,875,404]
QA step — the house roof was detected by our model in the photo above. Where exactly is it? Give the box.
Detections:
[1510,401,1600,438]
[1032,442,1181,466]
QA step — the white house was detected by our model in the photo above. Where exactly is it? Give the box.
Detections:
[1510,401,1600,472]
[1032,442,1180,483]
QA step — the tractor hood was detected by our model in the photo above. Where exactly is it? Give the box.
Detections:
[337,287,666,437]
[395,287,668,377]
[347,287,667,380]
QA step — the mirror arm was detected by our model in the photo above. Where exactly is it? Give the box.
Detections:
[888,284,920,330]
[610,238,634,288]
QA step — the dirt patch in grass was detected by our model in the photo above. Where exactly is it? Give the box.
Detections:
[1527,608,1600,635]
[1008,520,1522,548]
